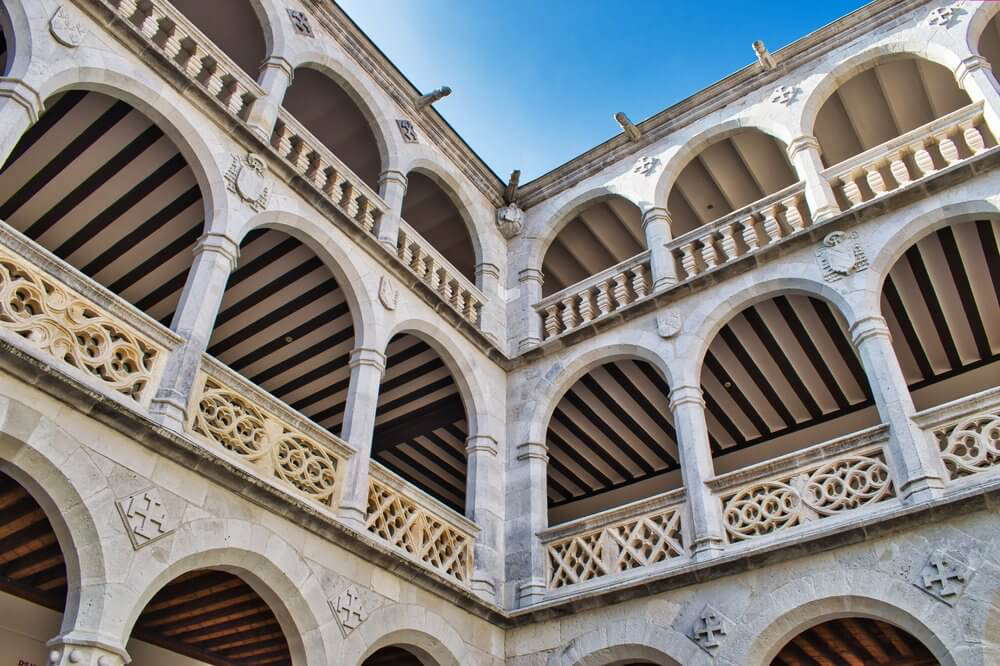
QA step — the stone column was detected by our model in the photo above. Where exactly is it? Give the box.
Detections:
[245,56,294,141]
[511,440,548,607]
[850,315,947,502]
[46,638,129,666]
[787,135,840,223]
[517,268,544,351]
[376,169,408,250]
[642,206,678,291]
[150,232,239,432]
[955,55,1000,137]
[466,434,501,602]
[0,77,43,167]
[337,346,386,529]
[669,383,726,560]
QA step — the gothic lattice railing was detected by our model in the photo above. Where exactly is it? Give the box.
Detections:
[914,386,1000,481]
[366,467,476,585]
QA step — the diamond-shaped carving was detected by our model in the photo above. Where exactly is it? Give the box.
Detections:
[287,9,314,37]
[331,584,368,637]
[116,487,176,549]
[915,549,972,605]
[690,604,728,654]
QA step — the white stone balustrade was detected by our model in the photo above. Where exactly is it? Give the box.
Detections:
[823,101,993,212]
[536,251,652,340]
[0,222,175,407]
[188,357,354,509]
[539,489,686,590]
[271,110,385,235]
[913,386,1000,482]
[93,0,266,120]
[366,462,478,585]
[396,221,485,327]
[709,425,895,543]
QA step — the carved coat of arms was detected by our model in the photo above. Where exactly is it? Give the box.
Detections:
[50,6,86,48]
[656,309,681,338]
[225,153,270,212]
[378,276,398,310]
[496,203,524,239]
[816,231,868,282]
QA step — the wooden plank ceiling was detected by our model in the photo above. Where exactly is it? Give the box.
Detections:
[772,617,937,666]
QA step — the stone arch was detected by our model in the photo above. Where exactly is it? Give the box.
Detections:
[168,0,277,77]
[547,620,694,665]
[0,0,34,79]
[347,604,465,666]
[121,519,331,665]
[967,0,1000,61]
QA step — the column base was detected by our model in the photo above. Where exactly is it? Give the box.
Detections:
[811,205,840,223]
[518,337,541,353]
[148,393,188,433]
[246,122,272,143]
[652,276,678,292]
[692,535,726,562]
[338,501,367,531]
[517,579,547,607]
[470,572,497,603]
[46,637,130,666]
[898,473,946,504]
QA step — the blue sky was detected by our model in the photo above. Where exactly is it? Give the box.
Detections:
[336,0,866,182]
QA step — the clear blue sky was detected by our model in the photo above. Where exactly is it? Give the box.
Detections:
[336,0,867,182]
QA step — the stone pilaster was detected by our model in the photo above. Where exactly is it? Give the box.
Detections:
[850,315,947,502]
[511,440,548,607]
[954,55,1000,138]
[376,169,408,250]
[45,638,129,666]
[0,76,43,167]
[787,135,840,223]
[337,346,387,528]
[245,56,294,141]
[642,206,678,291]
[150,232,240,432]
[669,383,726,560]
[517,268,544,351]
[466,434,501,602]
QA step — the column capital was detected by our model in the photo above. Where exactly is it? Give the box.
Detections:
[641,206,672,230]
[955,55,992,88]
[349,346,387,373]
[193,232,240,271]
[378,169,409,189]
[475,261,500,281]
[46,636,130,666]
[669,383,705,409]
[259,55,295,80]
[0,75,43,123]
[466,434,498,456]
[516,440,548,463]
[850,315,892,347]
[786,134,822,160]
[518,267,544,286]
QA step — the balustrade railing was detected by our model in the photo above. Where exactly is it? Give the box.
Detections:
[709,425,894,543]
[0,222,175,407]
[187,357,353,509]
[396,221,484,326]
[824,101,992,212]
[913,386,1000,482]
[539,489,686,590]
[366,462,477,585]
[536,251,651,340]
[93,0,265,120]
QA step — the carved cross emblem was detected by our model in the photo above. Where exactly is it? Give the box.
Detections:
[287,9,314,37]
[691,604,727,653]
[225,153,270,212]
[816,231,868,282]
[927,6,961,28]
[116,488,175,549]
[331,585,368,636]
[633,156,660,176]
[917,550,972,604]
[50,6,86,48]
[770,85,801,106]
[396,119,419,144]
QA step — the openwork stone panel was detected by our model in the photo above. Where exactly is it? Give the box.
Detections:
[0,245,164,404]
[189,373,345,508]
[721,450,894,542]
[934,409,1000,479]
[544,505,685,589]
[366,474,475,584]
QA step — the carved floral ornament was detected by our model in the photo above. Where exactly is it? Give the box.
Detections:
[50,5,86,48]
[225,152,270,212]
[816,230,868,282]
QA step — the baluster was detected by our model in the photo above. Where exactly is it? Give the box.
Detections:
[578,288,595,323]
[761,204,782,244]
[612,272,630,309]
[305,153,324,188]
[397,229,411,263]
[181,40,206,79]
[217,75,238,114]
[270,121,292,156]
[700,234,721,270]
[718,222,739,260]
[911,140,935,177]
[467,298,482,326]
[342,183,359,218]
[358,198,377,234]
[159,22,183,59]
[200,59,225,99]
[631,264,649,299]
[961,120,987,154]
[782,196,805,233]
[740,216,760,251]
[560,296,578,330]
[323,168,345,203]
[595,281,612,316]
[544,305,561,339]
[114,0,140,18]
[935,131,959,165]
[865,162,887,196]
[680,242,699,277]
[888,150,911,186]
[840,175,864,208]
[427,261,442,292]
[409,244,424,278]
[139,6,165,39]
[451,281,466,313]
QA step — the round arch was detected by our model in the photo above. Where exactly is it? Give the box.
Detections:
[545,620,693,666]
[0,0,35,79]
[967,0,1000,60]
[348,605,466,666]
[169,0,277,76]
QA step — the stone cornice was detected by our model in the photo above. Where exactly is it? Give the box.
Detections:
[516,0,928,209]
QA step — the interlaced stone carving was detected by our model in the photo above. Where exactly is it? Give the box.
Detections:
[934,410,1000,479]
[722,452,893,541]
[366,476,473,584]
[915,549,972,605]
[0,247,162,403]
[116,487,176,548]
[190,375,344,507]
[545,506,684,588]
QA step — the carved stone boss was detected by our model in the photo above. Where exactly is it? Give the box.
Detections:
[690,604,728,654]
[331,584,369,637]
[226,153,270,212]
[116,487,176,549]
[915,549,972,605]
[816,231,868,281]
[50,5,86,48]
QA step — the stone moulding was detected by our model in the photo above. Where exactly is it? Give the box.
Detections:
[187,356,354,509]
[913,385,1000,481]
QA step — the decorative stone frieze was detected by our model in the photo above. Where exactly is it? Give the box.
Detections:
[225,153,271,212]
[770,84,801,105]
[287,8,315,37]
[115,487,176,549]
[816,231,868,281]
[633,155,660,175]
[378,275,399,310]
[690,604,728,654]
[496,203,524,239]
[49,6,86,48]
[915,549,972,605]
[656,309,681,338]
[396,118,419,143]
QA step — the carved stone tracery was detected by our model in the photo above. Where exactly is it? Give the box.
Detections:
[935,409,1000,479]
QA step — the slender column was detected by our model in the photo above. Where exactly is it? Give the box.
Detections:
[642,206,678,290]
[669,383,726,560]
[850,315,946,502]
[955,55,1000,137]
[466,434,501,601]
[512,440,548,607]
[787,135,840,222]
[245,56,294,141]
[0,76,43,167]
[376,169,408,250]
[46,637,129,666]
[518,268,544,351]
[337,346,387,528]
[150,233,239,431]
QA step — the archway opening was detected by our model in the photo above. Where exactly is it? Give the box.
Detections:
[169,0,267,79]
[401,171,476,283]
[209,228,357,436]
[814,56,970,168]
[881,218,1000,412]
[283,67,382,190]
[0,23,7,76]
[771,616,937,665]
[128,569,292,666]
[542,195,643,297]
[978,11,1000,84]
[363,645,427,666]
[372,333,469,512]
[0,89,206,324]
[666,129,796,238]
[545,358,679,524]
